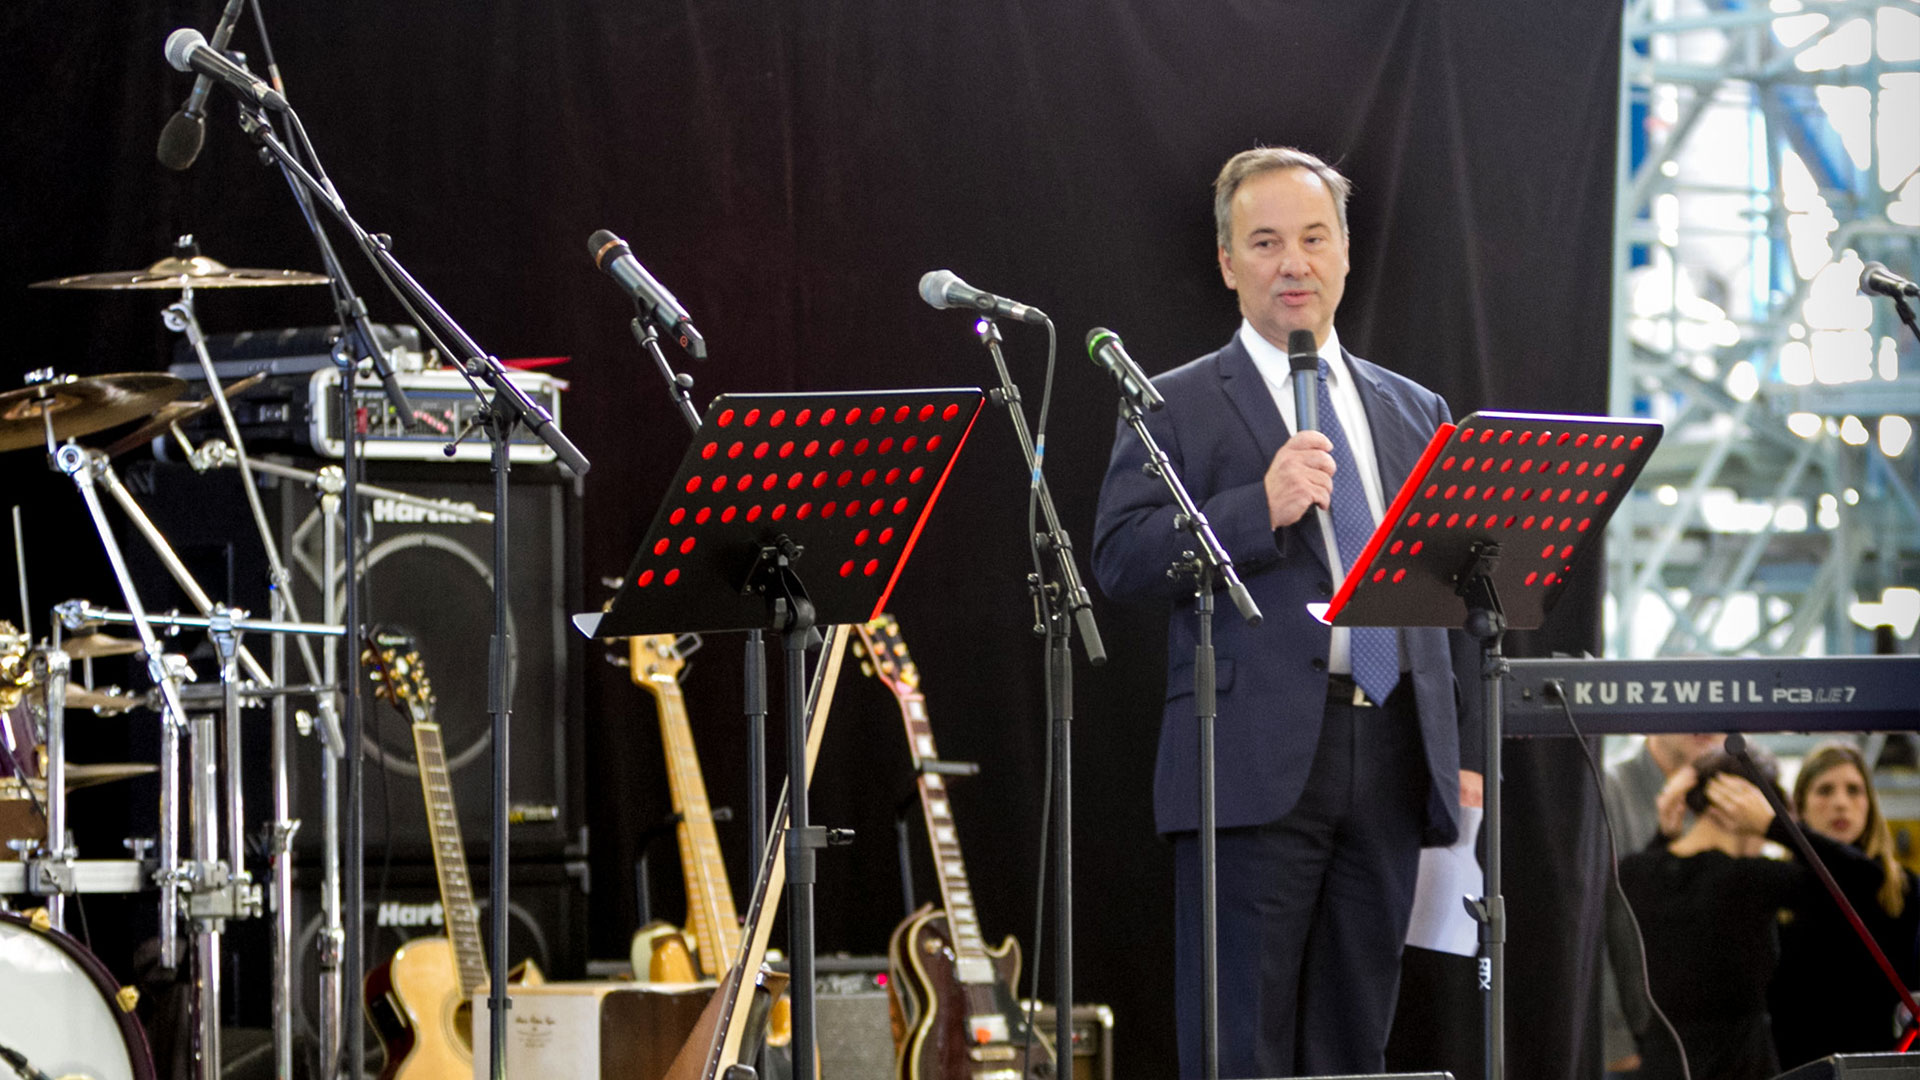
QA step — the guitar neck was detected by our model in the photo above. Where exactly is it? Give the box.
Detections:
[894,687,996,983]
[411,720,489,997]
[633,647,741,975]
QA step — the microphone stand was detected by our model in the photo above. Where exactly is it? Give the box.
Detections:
[968,316,1105,1073]
[1110,391,1259,1080]
[228,99,589,1080]
[624,310,776,1075]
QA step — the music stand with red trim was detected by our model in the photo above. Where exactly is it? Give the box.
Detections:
[1325,410,1662,1080]
[573,386,984,1080]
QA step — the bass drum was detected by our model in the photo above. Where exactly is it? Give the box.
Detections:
[0,911,155,1080]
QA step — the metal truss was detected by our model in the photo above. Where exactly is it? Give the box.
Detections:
[1606,0,1920,659]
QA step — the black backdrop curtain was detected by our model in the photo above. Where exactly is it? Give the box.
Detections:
[2,1,1620,1076]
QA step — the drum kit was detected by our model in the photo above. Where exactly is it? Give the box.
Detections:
[2,242,487,1080]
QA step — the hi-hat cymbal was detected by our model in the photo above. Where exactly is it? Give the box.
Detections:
[0,373,185,452]
[29,255,329,291]
[63,763,158,791]
[60,634,145,660]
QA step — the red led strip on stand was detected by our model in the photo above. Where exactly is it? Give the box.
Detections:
[1326,411,1663,632]
[587,388,985,638]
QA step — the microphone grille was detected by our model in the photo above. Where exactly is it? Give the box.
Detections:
[164,27,204,73]
[1086,327,1118,355]
[156,109,207,171]
[919,270,959,310]
[1286,329,1319,372]
[588,230,625,270]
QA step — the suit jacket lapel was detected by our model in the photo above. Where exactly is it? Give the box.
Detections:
[1346,349,1425,504]
[1217,335,1331,575]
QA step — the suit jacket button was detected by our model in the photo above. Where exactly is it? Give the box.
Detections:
[1316,580,1332,595]
[1310,657,1327,672]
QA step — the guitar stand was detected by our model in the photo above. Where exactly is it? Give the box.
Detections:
[1324,410,1662,1080]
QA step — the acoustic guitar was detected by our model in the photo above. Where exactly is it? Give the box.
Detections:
[853,614,1054,1080]
[359,632,495,1080]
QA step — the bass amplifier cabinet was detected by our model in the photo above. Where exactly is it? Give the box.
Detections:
[1775,1056,1920,1078]
[121,459,584,863]
[1024,1002,1115,1080]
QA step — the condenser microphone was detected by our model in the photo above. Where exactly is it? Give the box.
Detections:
[156,0,247,170]
[588,230,707,359]
[917,270,1048,325]
[1860,261,1920,299]
[1086,328,1164,412]
[164,28,285,112]
[1287,329,1319,434]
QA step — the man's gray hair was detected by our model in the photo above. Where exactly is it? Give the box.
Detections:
[1212,146,1352,249]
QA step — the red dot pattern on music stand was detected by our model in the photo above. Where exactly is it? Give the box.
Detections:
[626,391,979,603]
[1338,415,1657,625]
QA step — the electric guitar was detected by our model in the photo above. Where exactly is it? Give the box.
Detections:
[359,632,490,1080]
[626,634,745,985]
[853,614,1055,1080]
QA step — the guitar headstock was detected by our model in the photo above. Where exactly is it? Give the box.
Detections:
[361,628,434,722]
[853,612,918,693]
[629,633,693,682]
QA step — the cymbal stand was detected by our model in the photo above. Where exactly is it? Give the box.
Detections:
[168,288,329,1080]
[45,442,197,1061]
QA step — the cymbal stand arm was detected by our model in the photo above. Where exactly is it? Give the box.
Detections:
[51,446,194,968]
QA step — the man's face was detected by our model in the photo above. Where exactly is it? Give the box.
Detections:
[1217,167,1349,351]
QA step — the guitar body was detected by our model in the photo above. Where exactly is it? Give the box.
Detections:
[364,937,471,1080]
[888,903,1050,1080]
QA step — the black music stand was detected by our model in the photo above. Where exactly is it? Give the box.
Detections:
[575,387,986,1080]
[1324,410,1662,1080]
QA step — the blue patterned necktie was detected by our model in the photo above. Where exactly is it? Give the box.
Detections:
[1317,359,1401,704]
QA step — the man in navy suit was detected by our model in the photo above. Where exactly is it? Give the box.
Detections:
[1092,146,1484,1077]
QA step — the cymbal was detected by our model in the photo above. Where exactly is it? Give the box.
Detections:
[102,371,267,458]
[29,255,329,291]
[0,373,185,452]
[63,763,158,791]
[63,686,144,713]
[60,634,145,660]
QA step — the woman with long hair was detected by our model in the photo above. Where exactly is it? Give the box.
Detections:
[1769,741,1920,1067]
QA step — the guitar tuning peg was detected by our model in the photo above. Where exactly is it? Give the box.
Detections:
[860,661,874,678]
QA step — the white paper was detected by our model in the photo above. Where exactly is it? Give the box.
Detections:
[1405,803,1484,957]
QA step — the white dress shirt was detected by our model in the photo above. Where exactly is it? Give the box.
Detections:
[1238,320,1388,677]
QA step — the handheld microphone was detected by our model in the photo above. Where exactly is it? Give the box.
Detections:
[156,0,247,170]
[1086,328,1164,412]
[1860,261,1920,299]
[164,28,285,112]
[1287,329,1319,433]
[588,230,707,360]
[918,270,1048,325]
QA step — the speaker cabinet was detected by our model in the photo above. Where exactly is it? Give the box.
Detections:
[121,459,584,862]
[1025,1002,1115,1080]
[816,956,894,1080]
[1775,1055,1920,1079]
